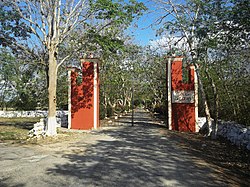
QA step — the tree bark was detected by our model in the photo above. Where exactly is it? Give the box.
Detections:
[46,49,57,136]
[103,93,108,118]
[193,63,212,135]
[45,64,49,89]
[205,67,218,139]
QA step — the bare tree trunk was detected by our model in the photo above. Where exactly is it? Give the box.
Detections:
[46,49,57,136]
[45,64,49,89]
[125,96,131,110]
[234,94,241,120]
[0,83,6,110]
[214,89,219,139]
[103,94,108,118]
[205,67,218,139]
[11,0,91,136]
[108,100,116,116]
[193,63,212,135]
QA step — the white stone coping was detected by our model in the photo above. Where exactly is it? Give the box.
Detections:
[198,117,250,150]
[0,110,68,118]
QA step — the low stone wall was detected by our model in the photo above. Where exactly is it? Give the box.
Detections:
[0,110,67,117]
[197,117,207,131]
[0,110,68,127]
[217,121,250,150]
[198,117,250,150]
[28,118,46,137]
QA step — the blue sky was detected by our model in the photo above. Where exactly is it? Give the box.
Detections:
[127,0,184,46]
[129,13,159,46]
[127,0,163,46]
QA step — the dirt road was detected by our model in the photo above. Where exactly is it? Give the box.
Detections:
[0,109,249,187]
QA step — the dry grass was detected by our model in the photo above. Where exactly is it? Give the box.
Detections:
[0,117,41,124]
[0,126,29,141]
[0,117,40,142]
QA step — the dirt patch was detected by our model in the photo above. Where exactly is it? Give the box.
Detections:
[0,118,103,145]
[0,126,29,141]
[159,128,250,186]
[153,112,250,181]
[25,130,89,145]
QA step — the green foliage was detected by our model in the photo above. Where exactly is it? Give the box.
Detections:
[85,29,125,53]
[81,0,147,58]
[90,0,147,26]
[99,104,106,119]
[197,0,250,125]
[0,0,147,116]
[0,1,30,48]
[106,105,114,117]
[151,0,249,126]
[56,67,69,110]
[0,49,47,110]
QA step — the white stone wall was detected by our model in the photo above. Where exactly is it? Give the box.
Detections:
[0,110,68,127]
[198,117,250,150]
[0,110,67,117]
[197,117,207,131]
[217,121,250,150]
[28,118,46,137]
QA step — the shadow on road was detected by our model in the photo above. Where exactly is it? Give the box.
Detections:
[46,110,237,186]
[0,177,25,187]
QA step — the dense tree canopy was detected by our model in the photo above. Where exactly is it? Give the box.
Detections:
[0,0,249,136]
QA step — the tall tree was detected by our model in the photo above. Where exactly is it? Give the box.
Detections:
[150,0,214,135]
[197,0,250,126]
[1,0,146,135]
[150,0,250,133]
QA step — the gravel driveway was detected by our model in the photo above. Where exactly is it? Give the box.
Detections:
[0,109,247,187]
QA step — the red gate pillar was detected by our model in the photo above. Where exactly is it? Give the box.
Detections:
[68,58,100,130]
[166,57,198,132]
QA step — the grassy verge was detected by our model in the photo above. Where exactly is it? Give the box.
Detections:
[0,117,41,124]
[0,117,41,142]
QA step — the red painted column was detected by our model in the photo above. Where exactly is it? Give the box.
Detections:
[168,57,197,132]
[69,59,100,130]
